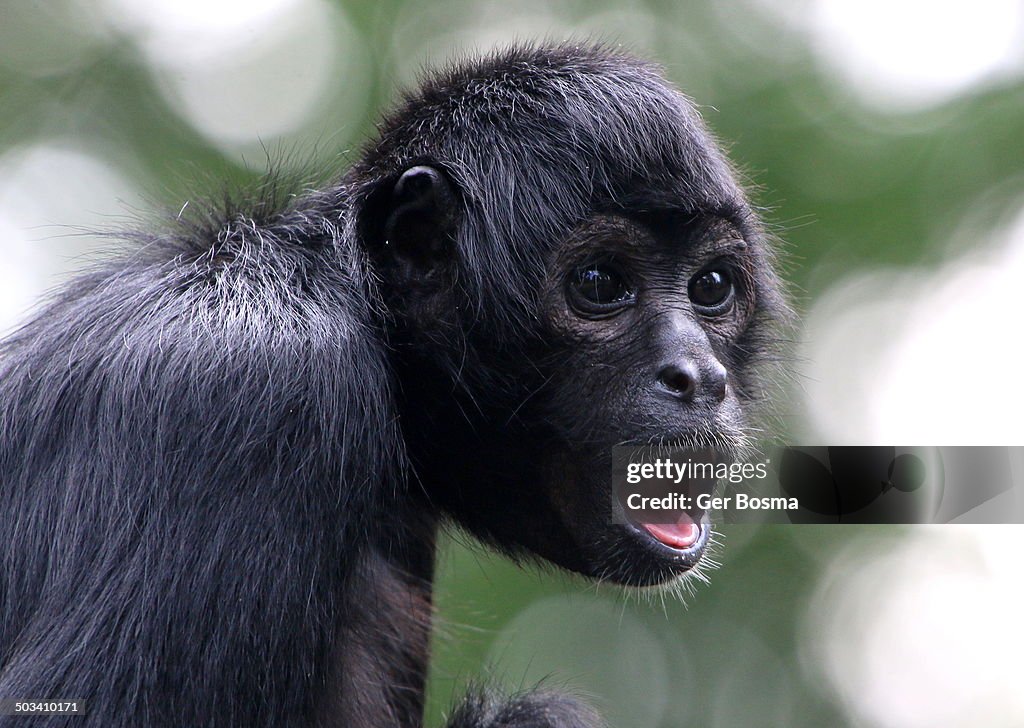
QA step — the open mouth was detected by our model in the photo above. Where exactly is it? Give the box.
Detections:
[626,509,712,564]
[641,510,703,549]
[609,434,732,578]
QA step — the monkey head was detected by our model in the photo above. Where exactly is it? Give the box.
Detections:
[354,44,788,588]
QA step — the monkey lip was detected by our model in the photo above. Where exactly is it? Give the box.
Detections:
[641,512,701,549]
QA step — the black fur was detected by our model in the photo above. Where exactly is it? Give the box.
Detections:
[446,689,604,728]
[0,43,786,727]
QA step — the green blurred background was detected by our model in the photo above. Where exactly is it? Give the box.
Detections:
[2,0,1023,725]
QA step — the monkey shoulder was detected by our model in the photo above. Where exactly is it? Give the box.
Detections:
[0,220,395,488]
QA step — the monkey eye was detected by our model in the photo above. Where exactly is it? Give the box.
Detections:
[567,263,635,315]
[689,267,735,314]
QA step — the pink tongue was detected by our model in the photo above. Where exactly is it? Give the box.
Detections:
[642,512,700,549]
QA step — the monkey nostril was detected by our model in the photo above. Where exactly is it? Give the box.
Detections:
[657,364,698,401]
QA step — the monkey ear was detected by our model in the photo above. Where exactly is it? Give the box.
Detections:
[381,165,458,276]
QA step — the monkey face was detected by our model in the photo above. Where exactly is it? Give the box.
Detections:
[509,212,761,586]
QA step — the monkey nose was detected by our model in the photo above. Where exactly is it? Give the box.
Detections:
[656,360,728,404]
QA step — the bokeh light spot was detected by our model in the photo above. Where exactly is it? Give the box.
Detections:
[799,205,1024,444]
[0,143,137,334]
[810,0,1023,110]
[101,0,366,157]
[803,528,1024,728]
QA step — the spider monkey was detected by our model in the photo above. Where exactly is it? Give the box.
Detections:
[0,43,787,727]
